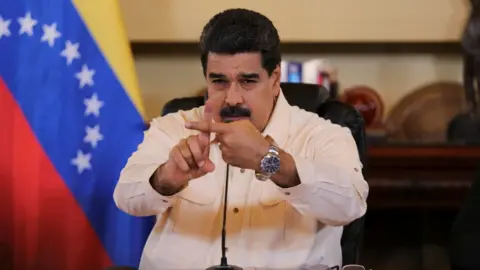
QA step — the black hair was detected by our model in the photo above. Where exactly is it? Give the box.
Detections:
[199,8,281,76]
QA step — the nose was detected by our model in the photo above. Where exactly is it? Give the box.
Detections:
[224,86,243,106]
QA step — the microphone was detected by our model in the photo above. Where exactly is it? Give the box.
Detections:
[342,265,365,270]
[206,164,243,270]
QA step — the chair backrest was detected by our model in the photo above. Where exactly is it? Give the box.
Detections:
[280,82,330,113]
[161,96,205,116]
[160,83,367,265]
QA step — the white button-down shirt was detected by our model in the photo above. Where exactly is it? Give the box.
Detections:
[114,91,369,270]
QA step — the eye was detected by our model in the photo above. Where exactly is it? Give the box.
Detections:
[240,79,256,84]
[212,79,227,84]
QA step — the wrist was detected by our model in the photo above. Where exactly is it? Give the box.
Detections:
[270,150,300,188]
[254,138,271,171]
[150,165,187,196]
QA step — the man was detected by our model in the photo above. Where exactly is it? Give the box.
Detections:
[114,8,369,270]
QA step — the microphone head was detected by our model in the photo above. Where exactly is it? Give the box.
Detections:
[342,265,365,270]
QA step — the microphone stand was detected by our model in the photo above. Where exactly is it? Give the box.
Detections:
[206,164,243,270]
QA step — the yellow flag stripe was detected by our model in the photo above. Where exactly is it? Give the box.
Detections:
[71,0,146,119]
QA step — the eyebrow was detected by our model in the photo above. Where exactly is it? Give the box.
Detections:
[239,73,260,79]
[208,73,227,80]
[207,72,260,80]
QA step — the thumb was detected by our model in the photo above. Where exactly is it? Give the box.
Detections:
[189,159,215,180]
[199,158,215,174]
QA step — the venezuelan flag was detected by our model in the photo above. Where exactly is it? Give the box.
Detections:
[0,1,154,269]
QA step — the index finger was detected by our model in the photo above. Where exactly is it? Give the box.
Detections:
[203,99,214,123]
[193,104,211,157]
[185,121,229,134]
[202,103,213,134]
[203,91,224,124]
[198,93,222,141]
[197,102,213,144]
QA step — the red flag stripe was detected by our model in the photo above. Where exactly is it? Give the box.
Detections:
[0,77,112,270]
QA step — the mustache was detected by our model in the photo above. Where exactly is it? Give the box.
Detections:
[219,106,251,119]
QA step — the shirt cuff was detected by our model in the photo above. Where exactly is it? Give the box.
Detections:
[143,178,177,207]
[275,154,316,201]
[135,163,178,210]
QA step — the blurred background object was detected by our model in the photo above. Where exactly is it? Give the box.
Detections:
[385,81,466,143]
[340,85,384,128]
[446,0,480,145]
[340,85,386,143]
[280,59,338,99]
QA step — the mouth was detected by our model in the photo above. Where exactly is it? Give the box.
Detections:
[222,116,249,123]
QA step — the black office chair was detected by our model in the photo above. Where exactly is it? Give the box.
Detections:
[159,83,367,266]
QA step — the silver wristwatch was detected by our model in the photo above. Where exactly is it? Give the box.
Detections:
[255,135,281,181]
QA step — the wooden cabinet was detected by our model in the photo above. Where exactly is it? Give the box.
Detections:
[121,0,469,43]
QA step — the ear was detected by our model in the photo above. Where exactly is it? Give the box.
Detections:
[271,65,281,96]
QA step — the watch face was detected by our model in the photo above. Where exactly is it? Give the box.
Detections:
[261,154,281,174]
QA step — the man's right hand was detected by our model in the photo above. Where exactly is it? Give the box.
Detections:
[152,104,216,194]
[162,133,215,185]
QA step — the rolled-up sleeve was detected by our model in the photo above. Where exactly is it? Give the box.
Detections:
[113,115,185,217]
[277,126,369,226]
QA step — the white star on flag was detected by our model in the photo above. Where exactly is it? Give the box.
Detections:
[41,23,61,47]
[84,93,104,117]
[0,16,12,39]
[84,125,104,148]
[71,150,92,174]
[75,64,95,88]
[60,41,80,65]
[18,12,37,36]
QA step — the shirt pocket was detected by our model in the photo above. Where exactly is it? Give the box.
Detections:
[249,181,287,240]
[171,175,219,236]
[154,176,219,267]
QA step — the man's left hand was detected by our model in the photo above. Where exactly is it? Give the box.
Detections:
[185,120,269,170]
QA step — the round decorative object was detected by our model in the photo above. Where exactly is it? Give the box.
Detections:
[340,85,385,127]
[384,81,467,143]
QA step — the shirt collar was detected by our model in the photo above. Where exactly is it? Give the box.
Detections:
[261,89,291,148]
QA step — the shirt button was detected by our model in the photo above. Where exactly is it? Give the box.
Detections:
[225,247,229,252]
[284,192,291,196]
[240,169,245,173]
[233,208,239,214]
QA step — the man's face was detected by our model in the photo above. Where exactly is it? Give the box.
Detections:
[205,52,280,131]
